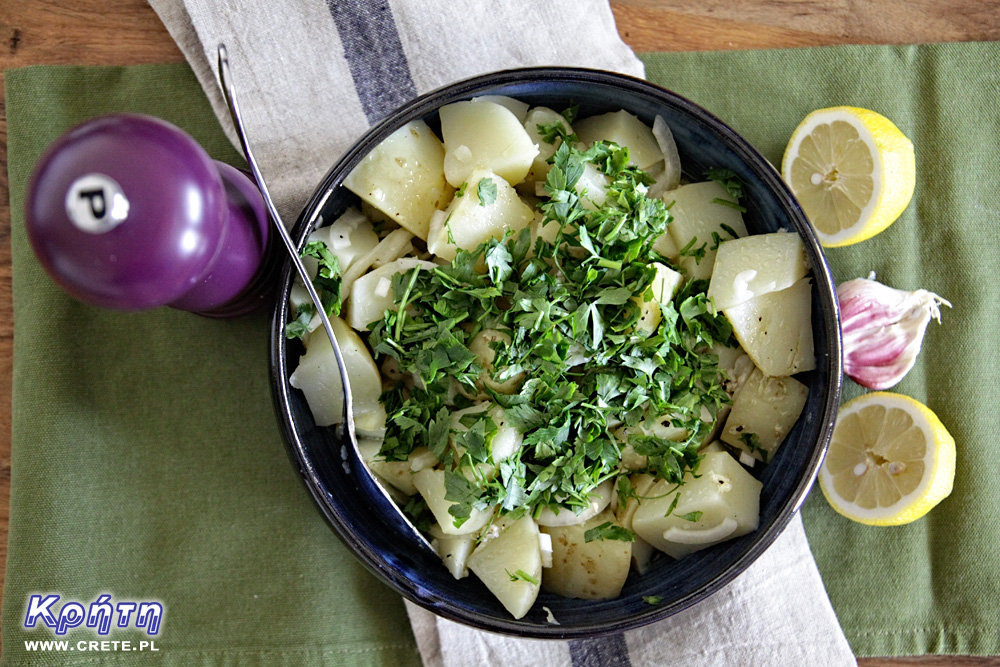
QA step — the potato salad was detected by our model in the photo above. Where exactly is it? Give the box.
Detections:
[287,97,815,619]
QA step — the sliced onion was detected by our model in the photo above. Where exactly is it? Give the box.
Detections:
[340,228,414,299]
[663,517,738,545]
[649,115,681,198]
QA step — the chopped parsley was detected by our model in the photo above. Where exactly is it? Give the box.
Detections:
[560,103,580,124]
[678,236,708,263]
[643,595,664,605]
[584,521,635,543]
[704,167,743,200]
[536,121,579,146]
[286,240,342,340]
[663,492,681,518]
[365,139,736,528]
[712,197,747,213]
[507,569,540,585]
[285,303,315,340]
[477,178,497,206]
[739,431,768,463]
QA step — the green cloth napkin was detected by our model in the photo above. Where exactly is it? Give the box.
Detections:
[3,42,999,663]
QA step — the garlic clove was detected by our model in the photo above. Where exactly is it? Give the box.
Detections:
[838,275,951,390]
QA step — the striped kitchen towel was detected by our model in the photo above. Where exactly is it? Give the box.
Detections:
[146,0,856,665]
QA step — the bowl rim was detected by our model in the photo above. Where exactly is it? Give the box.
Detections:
[269,65,843,638]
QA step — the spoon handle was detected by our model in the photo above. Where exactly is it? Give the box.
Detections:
[216,43,434,553]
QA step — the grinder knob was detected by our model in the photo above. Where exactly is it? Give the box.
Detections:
[25,113,275,317]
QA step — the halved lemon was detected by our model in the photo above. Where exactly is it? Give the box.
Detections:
[818,392,955,526]
[781,106,915,247]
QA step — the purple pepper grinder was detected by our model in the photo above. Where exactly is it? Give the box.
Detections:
[25,113,277,318]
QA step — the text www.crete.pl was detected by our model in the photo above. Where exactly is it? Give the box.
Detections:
[25,640,159,652]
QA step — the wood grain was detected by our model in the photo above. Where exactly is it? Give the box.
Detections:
[2,1,999,664]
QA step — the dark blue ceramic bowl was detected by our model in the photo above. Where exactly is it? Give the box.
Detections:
[269,67,842,638]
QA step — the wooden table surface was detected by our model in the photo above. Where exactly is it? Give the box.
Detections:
[2,1,1000,663]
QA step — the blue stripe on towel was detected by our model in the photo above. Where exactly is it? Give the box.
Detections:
[569,633,633,667]
[324,0,417,123]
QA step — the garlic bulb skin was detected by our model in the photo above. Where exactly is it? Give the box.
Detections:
[838,275,950,390]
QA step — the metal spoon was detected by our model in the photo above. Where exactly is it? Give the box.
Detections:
[216,43,434,553]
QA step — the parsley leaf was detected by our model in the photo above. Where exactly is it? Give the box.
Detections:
[712,197,748,213]
[477,178,498,206]
[561,103,580,124]
[584,521,635,542]
[285,241,342,339]
[444,471,481,528]
[285,303,315,340]
[507,569,540,585]
[704,167,743,199]
[739,431,769,462]
[536,121,579,146]
[663,491,681,517]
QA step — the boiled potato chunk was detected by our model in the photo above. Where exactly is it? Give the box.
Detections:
[343,120,451,240]
[613,475,661,574]
[630,536,657,575]
[708,231,808,311]
[723,277,816,377]
[652,227,680,260]
[522,106,574,187]
[535,480,613,527]
[721,367,808,463]
[573,110,663,170]
[440,101,539,187]
[346,258,436,331]
[488,404,523,464]
[467,516,542,619]
[703,344,757,440]
[430,523,476,580]
[631,451,762,559]
[532,212,563,246]
[574,162,610,211]
[412,468,495,536]
[426,170,534,261]
[288,317,386,435]
[472,95,529,123]
[361,443,436,497]
[662,181,749,280]
[615,473,657,527]
[713,343,756,398]
[633,262,684,337]
[541,510,632,600]
[449,403,521,482]
[291,209,382,336]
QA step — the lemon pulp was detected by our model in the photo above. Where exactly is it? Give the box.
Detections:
[818,392,955,526]
[781,107,915,247]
